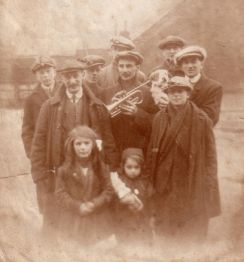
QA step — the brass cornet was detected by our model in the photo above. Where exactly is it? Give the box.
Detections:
[106,80,151,118]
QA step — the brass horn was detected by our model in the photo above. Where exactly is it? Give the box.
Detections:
[106,80,151,118]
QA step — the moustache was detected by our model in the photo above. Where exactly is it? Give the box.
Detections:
[121,72,131,77]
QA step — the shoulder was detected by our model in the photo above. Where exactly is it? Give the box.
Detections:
[137,70,146,81]
[25,84,42,102]
[201,75,222,90]
[190,102,213,125]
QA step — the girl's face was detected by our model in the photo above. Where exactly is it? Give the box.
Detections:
[124,157,141,179]
[73,137,93,159]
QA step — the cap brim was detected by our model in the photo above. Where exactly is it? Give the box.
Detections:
[177,53,204,63]
[32,63,55,73]
[84,63,105,69]
[165,85,192,92]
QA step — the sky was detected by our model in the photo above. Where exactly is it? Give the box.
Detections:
[0,0,175,56]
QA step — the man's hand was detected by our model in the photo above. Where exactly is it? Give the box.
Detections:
[157,95,169,109]
[120,192,143,211]
[79,202,95,216]
[119,100,138,116]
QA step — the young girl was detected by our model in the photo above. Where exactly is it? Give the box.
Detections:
[55,125,114,245]
[147,76,221,241]
[112,148,151,247]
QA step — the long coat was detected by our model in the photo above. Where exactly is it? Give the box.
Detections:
[30,83,119,184]
[98,62,146,89]
[147,101,221,232]
[55,161,114,244]
[99,77,155,155]
[21,82,59,158]
[190,74,223,126]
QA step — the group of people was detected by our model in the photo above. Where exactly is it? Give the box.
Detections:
[21,35,223,247]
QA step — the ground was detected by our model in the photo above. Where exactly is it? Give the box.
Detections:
[0,93,243,261]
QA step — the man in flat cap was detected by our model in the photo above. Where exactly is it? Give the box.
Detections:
[98,35,146,89]
[77,54,105,97]
[101,50,154,156]
[30,59,121,234]
[149,35,186,110]
[156,35,186,76]
[22,56,60,159]
[175,45,223,125]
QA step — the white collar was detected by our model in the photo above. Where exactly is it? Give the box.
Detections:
[41,82,55,92]
[66,86,83,103]
[185,74,201,84]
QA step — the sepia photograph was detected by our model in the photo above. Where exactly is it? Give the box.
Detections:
[0,0,244,261]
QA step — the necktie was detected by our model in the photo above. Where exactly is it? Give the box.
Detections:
[72,94,76,103]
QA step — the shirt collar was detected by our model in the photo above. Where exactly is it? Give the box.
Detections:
[41,82,55,96]
[66,86,83,103]
[185,73,201,84]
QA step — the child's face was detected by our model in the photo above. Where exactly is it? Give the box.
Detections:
[73,137,93,159]
[167,87,190,106]
[124,157,141,179]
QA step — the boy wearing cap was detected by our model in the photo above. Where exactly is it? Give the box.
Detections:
[98,35,146,89]
[175,45,223,125]
[101,50,154,155]
[22,56,60,159]
[147,76,221,241]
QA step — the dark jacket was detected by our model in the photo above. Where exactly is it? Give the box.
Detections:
[21,82,59,158]
[147,101,221,223]
[55,161,113,214]
[190,74,223,126]
[30,83,119,183]
[98,62,146,89]
[99,77,155,155]
[55,161,114,244]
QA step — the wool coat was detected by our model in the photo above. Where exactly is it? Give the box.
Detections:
[21,82,59,158]
[146,101,221,234]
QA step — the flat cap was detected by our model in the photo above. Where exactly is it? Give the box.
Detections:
[78,55,105,69]
[166,76,193,92]
[114,50,144,65]
[32,56,56,73]
[158,35,186,50]
[57,59,83,74]
[110,36,136,50]
[174,45,207,65]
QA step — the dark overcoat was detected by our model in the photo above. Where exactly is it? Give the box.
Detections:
[147,101,221,230]
[190,74,223,126]
[55,161,114,244]
[30,83,119,184]
[21,82,59,158]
